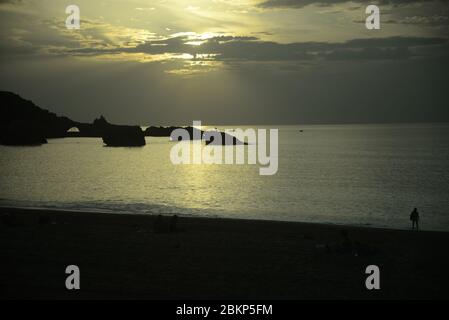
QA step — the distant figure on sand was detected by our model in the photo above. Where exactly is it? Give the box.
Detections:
[410,208,420,230]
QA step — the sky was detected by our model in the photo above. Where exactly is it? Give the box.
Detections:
[0,0,448,125]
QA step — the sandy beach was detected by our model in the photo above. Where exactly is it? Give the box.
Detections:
[1,207,448,300]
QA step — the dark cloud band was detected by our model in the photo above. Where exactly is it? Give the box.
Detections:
[67,35,448,62]
[258,0,447,9]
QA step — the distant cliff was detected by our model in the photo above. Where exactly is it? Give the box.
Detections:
[0,91,145,147]
[0,91,75,145]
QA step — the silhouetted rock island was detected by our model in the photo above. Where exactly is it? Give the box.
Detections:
[1,91,242,147]
[145,126,204,139]
[203,131,247,146]
[0,91,145,147]
[145,126,246,145]
[94,116,146,147]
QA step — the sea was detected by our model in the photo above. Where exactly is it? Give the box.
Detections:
[1,123,448,231]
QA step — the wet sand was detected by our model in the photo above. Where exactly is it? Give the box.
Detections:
[1,207,448,300]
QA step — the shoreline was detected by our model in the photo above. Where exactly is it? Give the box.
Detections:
[1,206,449,299]
[1,205,444,234]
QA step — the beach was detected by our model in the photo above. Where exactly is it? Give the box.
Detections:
[1,207,449,300]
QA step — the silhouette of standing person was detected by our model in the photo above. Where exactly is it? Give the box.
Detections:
[410,208,420,230]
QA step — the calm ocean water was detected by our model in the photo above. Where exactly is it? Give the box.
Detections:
[1,123,448,231]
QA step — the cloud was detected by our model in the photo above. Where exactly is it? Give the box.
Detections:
[2,5,446,67]
[385,16,449,26]
[66,34,448,63]
[258,0,444,9]
[0,11,158,59]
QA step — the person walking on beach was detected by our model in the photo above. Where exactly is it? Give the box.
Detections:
[410,208,420,230]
